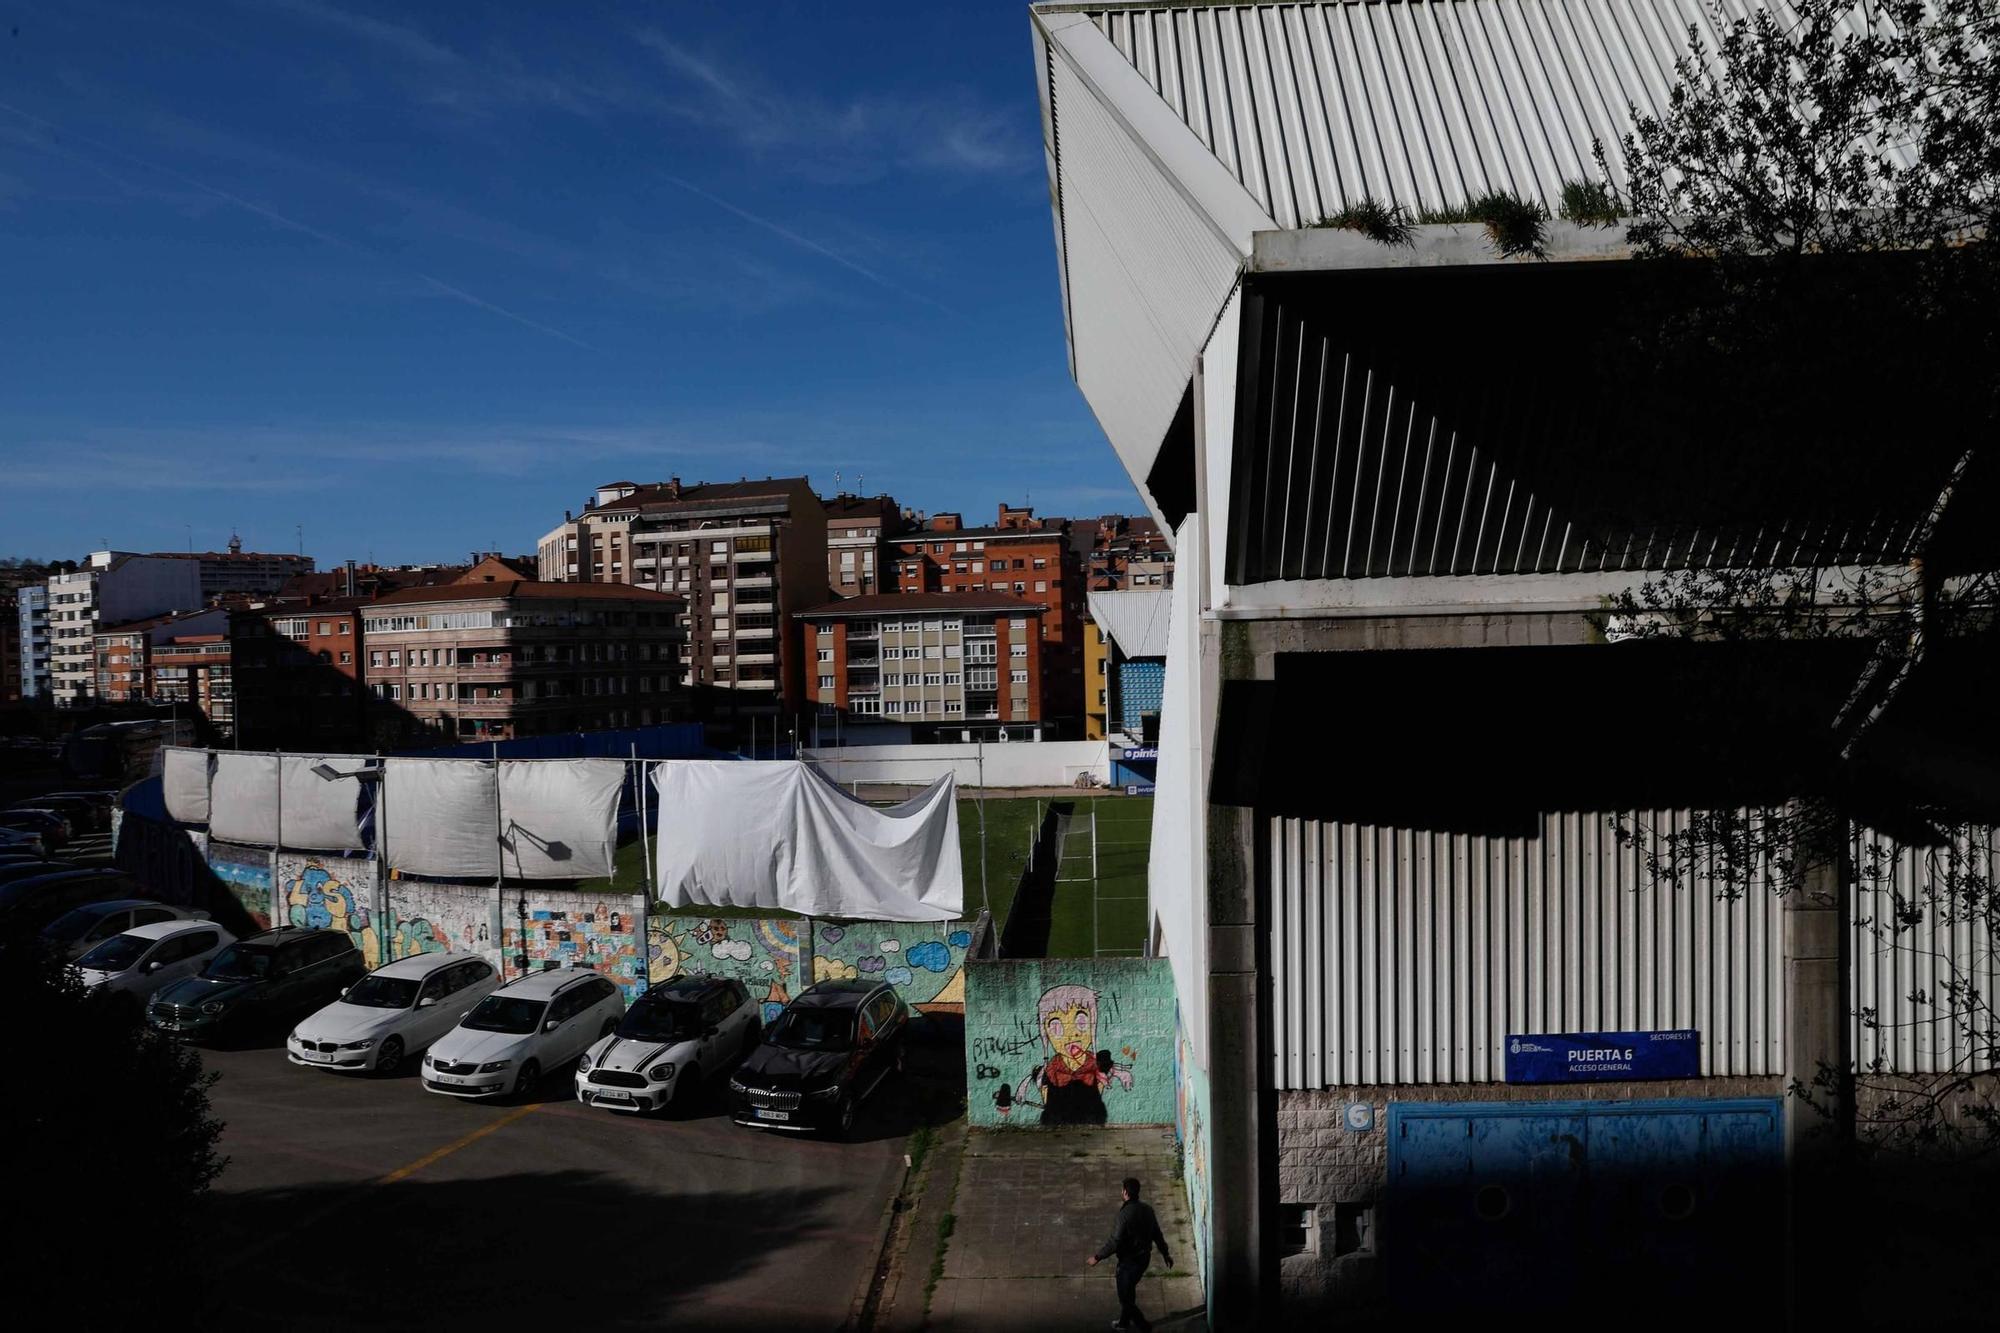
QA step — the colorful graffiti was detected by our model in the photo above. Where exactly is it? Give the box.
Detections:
[207,842,274,933]
[813,920,974,1013]
[504,894,642,994]
[387,878,494,964]
[648,915,800,1022]
[966,958,1176,1129]
[1175,1004,1212,1298]
[280,857,384,967]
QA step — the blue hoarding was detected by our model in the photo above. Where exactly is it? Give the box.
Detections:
[1504,1029,1700,1083]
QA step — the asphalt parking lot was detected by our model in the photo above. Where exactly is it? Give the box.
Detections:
[193,1032,934,1331]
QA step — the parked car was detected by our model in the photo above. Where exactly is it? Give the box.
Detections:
[423,968,624,1101]
[7,796,101,834]
[40,899,204,959]
[0,860,67,884]
[40,791,118,832]
[0,870,146,933]
[574,977,760,1115]
[289,951,502,1076]
[0,830,47,857]
[0,810,69,849]
[75,919,235,1007]
[729,980,910,1137]
[147,927,366,1042]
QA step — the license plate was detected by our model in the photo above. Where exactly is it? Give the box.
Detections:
[754,1108,790,1122]
[598,1090,632,1102]
[304,1051,333,1063]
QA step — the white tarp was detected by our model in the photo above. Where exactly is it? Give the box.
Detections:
[499,759,623,880]
[651,760,962,920]
[384,758,499,879]
[162,747,211,825]
[279,755,368,853]
[1149,514,1210,1067]
[208,752,280,846]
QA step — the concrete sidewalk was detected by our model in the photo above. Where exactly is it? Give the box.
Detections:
[926,1127,1205,1332]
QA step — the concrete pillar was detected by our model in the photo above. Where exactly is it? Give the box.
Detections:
[1783,831,1851,1327]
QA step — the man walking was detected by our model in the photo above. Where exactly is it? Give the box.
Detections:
[1087,1176,1173,1331]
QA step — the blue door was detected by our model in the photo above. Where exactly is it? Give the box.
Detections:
[1387,1099,1781,1318]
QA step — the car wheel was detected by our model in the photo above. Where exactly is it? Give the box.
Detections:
[739,1027,758,1060]
[600,1017,618,1038]
[374,1037,405,1077]
[672,1065,701,1116]
[834,1093,857,1140]
[515,1059,542,1100]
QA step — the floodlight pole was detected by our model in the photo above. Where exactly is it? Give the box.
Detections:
[633,742,652,993]
[977,735,987,915]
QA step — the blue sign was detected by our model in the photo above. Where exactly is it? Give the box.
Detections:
[1504,1029,1699,1084]
[1119,746,1159,761]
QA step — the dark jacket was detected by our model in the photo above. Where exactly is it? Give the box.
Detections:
[1095,1199,1172,1268]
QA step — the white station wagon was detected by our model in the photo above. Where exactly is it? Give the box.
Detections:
[289,952,501,1076]
[424,968,625,1100]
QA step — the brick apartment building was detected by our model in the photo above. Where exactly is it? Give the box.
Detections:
[230,596,371,751]
[1087,513,1174,590]
[91,608,231,703]
[360,580,685,744]
[823,493,904,599]
[538,479,828,719]
[798,592,1050,738]
[891,505,1085,731]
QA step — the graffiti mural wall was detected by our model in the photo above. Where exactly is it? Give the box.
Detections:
[1175,1003,1213,1297]
[648,914,803,1023]
[965,958,1176,1128]
[385,878,496,966]
[207,842,275,933]
[813,920,973,1013]
[276,854,385,967]
[505,890,646,998]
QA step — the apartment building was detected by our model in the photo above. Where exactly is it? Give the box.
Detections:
[45,553,203,707]
[1088,514,1174,590]
[798,592,1050,740]
[230,596,370,751]
[823,493,904,598]
[891,506,1085,730]
[12,585,48,700]
[92,608,231,704]
[360,581,685,743]
[154,538,315,598]
[538,478,828,717]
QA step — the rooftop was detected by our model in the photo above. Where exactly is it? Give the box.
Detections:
[370,581,683,608]
[798,591,1047,618]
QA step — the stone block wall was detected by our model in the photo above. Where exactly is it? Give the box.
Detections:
[966,957,1177,1128]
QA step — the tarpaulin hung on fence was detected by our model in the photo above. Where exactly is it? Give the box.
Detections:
[498,759,623,879]
[650,760,963,921]
[207,752,281,845]
[383,758,499,878]
[162,747,212,825]
[279,755,369,852]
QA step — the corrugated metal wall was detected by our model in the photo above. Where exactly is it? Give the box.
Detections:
[1852,825,2000,1076]
[1268,810,1785,1087]
[1090,0,1839,226]
[1046,50,1248,504]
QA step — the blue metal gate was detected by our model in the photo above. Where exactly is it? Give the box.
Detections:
[1386,1099,1782,1318]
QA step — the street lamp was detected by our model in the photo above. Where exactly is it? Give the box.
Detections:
[312,758,387,873]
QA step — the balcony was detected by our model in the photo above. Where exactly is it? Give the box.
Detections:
[728,677,778,691]
[734,600,774,615]
[735,652,775,667]
[733,576,773,592]
[735,625,774,640]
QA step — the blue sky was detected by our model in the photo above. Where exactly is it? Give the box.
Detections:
[0,0,1134,565]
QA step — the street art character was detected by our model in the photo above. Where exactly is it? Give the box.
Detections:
[1007,983,1134,1126]
[285,862,382,966]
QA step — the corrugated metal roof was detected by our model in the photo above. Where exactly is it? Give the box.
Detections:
[1088,588,1175,656]
[1084,0,1801,228]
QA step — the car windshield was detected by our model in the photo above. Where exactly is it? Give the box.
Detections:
[78,933,149,972]
[463,995,545,1035]
[767,1008,854,1052]
[343,975,421,1009]
[39,907,107,940]
[203,944,275,982]
[617,1000,703,1043]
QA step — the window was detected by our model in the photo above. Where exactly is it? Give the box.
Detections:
[1011,669,1028,684]
[989,559,1007,572]
[388,650,401,666]
[944,672,960,685]
[1010,618,1028,629]
[340,651,352,665]
[924,646,941,659]
[1010,644,1028,658]
[944,700,963,714]
[1035,581,1047,593]
[970,561,984,573]
[818,675,835,689]
[817,648,832,662]
[931,543,947,554]
[339,622,351,635]
[1033,557,1048,570]
[387,683,402,700]
[316,621,330,635]
[883,700,903,714]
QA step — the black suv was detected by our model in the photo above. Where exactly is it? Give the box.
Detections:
[148,926,365,1042]
[729,980,909,1138]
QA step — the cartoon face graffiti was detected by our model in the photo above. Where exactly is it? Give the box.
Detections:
[1044,994,1097,1074]
[1010,983,1135,1127]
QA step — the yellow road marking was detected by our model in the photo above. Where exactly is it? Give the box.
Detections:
[377,1102,542,1184]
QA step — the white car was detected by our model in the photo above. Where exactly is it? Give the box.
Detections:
[42,899,208,961]
[574,976,761,1114]
[288,952,502,1076]
[423,968,625,1100]
[75,919,235,1006]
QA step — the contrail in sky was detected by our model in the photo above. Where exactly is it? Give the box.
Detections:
[0,99,594,351]
[663,172,956,316]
